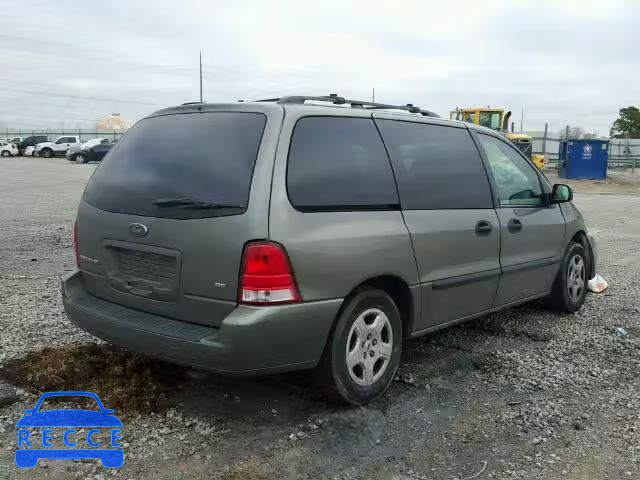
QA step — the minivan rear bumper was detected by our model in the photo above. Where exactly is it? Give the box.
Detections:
[62,270,341,375]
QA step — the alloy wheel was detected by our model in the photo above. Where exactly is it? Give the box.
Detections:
[567,254,585,303]
[345,308,393,386]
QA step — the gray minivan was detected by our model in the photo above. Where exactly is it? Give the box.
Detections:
[62,95,597,404]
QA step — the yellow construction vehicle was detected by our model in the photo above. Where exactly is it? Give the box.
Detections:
[449,107,545,169]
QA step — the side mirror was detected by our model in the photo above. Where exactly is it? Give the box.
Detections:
[551,184,573,203]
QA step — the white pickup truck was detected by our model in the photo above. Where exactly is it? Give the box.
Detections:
[35,136,82,158]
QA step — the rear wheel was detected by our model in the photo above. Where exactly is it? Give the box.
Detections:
[1,150,10,157]
[319,288,402,404]
[548,242,588,313]
[41,148,53,158]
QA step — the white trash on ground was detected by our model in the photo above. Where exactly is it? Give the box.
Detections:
[615,327,629,338]
[588,274,608,293]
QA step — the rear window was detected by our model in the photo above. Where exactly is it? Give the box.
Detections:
[287,117,398,210]
[83,112,266,219]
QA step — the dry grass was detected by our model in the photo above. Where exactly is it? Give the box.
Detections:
[0,344,184,414]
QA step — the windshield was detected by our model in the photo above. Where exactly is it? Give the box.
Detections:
[479,111,502,130]
[83,112,266,219]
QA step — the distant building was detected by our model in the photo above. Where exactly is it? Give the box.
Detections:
[96,113,131,131]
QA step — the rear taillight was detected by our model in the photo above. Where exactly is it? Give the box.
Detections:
[239,242,301,305]
[73,221,79,267]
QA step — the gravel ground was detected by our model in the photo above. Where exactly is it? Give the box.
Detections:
[0,157,639,480]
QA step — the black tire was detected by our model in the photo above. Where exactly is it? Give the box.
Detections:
[548,242,588,313]
[41,148,53,158]
[1,150,10,157]
[319,288,402,405]
[75,153,87,164]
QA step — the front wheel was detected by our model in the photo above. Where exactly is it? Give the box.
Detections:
[75,153,87,164]
[320,288,402,405]
[1,150,10,157]
[41,148,53,158]
[548,242,588,313]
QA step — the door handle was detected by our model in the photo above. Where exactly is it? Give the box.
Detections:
[507,218,522,233]
[475,220,493,235]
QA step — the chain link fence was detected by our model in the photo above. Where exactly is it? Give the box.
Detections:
[2,128,125,143]
[5,127,639,172]
[529,134,639,172]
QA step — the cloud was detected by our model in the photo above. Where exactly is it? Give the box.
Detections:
[0,0,636,135]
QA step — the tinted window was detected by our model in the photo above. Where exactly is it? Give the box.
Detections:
[287,117,398,210]
[478,133,543,207]
[84,112,266,219]
[377,120,493,209]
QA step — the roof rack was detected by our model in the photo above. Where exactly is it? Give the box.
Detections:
[255,94,439,118]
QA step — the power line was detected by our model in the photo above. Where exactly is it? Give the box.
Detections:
[0,87,167,107]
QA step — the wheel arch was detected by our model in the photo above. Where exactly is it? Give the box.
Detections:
[569,230,594,278]
[332,275,416,339]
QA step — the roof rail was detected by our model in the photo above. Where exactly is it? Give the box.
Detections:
[255,94,439,117]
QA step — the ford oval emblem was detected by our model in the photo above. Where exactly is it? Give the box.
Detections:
[128,223,148,237]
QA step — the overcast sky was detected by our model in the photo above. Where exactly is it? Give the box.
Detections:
[1,0,637,135]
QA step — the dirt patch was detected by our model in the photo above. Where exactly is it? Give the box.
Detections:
[0,344,183,414]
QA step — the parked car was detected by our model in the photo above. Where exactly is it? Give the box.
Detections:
[67,138,114,163]
[0,141,18,157]
[17,135,48,155]
[67,137,107,157]
[63,95,598,405]
[8,136,23,145]
[23,146,36,156]
[35,136,82,158]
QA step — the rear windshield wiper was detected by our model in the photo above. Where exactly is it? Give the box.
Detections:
[152,198,244,209]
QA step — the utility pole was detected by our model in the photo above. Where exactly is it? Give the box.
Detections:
[627,132,634,173]
[541,122,548,160]
[520,107,524,132]
[199,51,203,103]
[372,88,375,102]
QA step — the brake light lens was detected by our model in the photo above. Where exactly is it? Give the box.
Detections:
[239,242,301,305]
[73,221,79,267]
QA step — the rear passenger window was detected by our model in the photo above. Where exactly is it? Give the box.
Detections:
[287,117,399,210]
[376,120,493,209]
